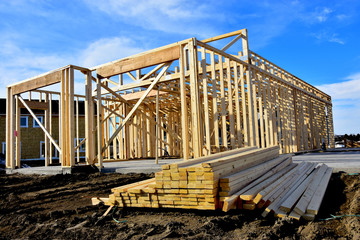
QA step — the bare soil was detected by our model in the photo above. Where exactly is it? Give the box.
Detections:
[0,171,359,239]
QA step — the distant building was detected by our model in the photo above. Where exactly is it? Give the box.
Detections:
[0,98,85,161]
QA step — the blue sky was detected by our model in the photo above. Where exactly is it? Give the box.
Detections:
[0,0,359,134]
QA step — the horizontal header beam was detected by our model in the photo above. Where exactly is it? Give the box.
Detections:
[202,29,246,43]
[11,70,62,95]
[96,45,180,79]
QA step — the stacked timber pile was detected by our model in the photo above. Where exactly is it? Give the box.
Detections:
[93,146,332,221]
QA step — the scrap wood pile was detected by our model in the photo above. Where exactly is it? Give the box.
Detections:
[92,146,332,221]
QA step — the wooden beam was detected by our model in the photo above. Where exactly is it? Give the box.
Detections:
[180,44,190,160]
[306,167,332,215]
[202,29,246,43]
[96,46,179,78]
[10,69,63,95]
[120,90,167,101]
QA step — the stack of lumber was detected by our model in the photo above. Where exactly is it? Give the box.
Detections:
[92,145,332,221]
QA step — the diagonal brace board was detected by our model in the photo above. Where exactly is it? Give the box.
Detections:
[18,96,61,153]
[101,61,172,153]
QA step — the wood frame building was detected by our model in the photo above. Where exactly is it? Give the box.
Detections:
[5,29,334,170]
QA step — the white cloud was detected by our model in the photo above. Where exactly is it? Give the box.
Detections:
[316,75,360,100]
[313,32,345,45]
[315,7,333,23]
[0,40,71,88]
[82,0,217,38]
[316,73,360,134]
[80,37,144,67]
[0,36,149,97]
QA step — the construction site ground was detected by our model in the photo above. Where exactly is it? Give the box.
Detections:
[1,151,359,239]
[6,149,360,175]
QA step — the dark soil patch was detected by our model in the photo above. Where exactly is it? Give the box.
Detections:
[0,172,359,239]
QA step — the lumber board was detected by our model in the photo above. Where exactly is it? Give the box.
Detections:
[263,162,315,204]
[279,167,319,213]
[253,162,306,204]
[303,213,315,221]
[211,149,280,179]
[221,156,292,212]
[112,178,156,193]
[306,167,333,215]
[239,156,293,200]
[165,146,257,170]
[221,158,284,195]
[264,164,318,216]
[220,154,291,184]
[288,210,302,220]
[293,164,328,215]
[202,146,279,168]
[10,68,63,95]
[96,45,180,78]
[91,197,110,205]
[241,162,296,201]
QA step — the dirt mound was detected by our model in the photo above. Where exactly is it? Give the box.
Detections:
[0,172,359,239]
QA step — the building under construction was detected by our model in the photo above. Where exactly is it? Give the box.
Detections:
[5,29,334,170]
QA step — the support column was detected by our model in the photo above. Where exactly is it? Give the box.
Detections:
[15,95,21,168]
[188,39,202,158]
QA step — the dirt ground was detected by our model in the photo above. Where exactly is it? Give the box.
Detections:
[0,171,359,240]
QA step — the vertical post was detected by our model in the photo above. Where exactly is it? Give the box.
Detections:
[240,64,248,146]
[252,83,259,147]
[68,67,75,167]
[49,94,53,164]
[210,52,220,152]
[96,76,103,168]
[65,68,70,166]
[246,66,255,146]
[234,62,242,148]
[327,103,335,148]
[60,70,66,166]
[241,29,250,62]
[267,77,274,147]
[179,45,190,160]
[188,39,202,158]
[257,72,265,148]
[44,93,50,166]
[112,115,118,160]
[85,71,94,164]
[155,87,159,164]
[146,110,151,157]
[76,96,80,163]
[226,58,236,149]
[15,95,21,168]
[201,47,211,155]
[124,105,130,160]
[219,56,227,150]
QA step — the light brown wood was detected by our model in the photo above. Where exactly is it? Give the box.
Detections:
[6,29,334,169]
[96,46,180,78]
[306,167,333,215]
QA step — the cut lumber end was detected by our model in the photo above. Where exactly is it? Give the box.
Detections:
[261,208,271,217]
[253,193,263,204]
[240,194,255,201]
[303,213,315,221]
[288,210,302,221]
[91,197,110,205]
